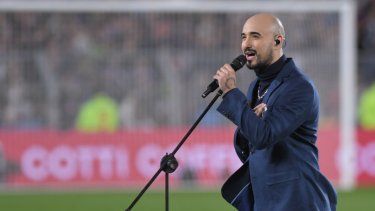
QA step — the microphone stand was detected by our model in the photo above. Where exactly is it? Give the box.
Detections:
[125,90,223,211]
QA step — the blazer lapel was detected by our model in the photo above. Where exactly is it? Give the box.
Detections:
[262,58,295,103]
[246,80,258,104]
[262,79,282,103]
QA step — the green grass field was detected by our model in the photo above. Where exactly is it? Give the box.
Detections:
[0,188,374,211]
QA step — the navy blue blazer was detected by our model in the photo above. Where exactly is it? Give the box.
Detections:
[217,58,337,211]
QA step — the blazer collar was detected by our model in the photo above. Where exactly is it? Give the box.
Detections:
[247,58,296,104]
[262,58,295,103]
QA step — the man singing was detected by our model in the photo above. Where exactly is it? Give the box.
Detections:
[213,13,337,211]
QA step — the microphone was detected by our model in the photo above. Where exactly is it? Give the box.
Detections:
[201,54,247,98]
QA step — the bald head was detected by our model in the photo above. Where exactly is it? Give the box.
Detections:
[246,13,285,42]
[241,13,285,70]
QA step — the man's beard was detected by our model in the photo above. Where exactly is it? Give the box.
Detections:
[246,47,273,73]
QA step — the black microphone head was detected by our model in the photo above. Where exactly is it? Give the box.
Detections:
[230,54,247,71]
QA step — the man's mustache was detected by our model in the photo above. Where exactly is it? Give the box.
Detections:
[244,48,257,55]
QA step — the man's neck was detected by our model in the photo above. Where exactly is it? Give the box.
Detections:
[255,54,286,81]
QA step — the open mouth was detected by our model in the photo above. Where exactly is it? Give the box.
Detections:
[244,50,256,61]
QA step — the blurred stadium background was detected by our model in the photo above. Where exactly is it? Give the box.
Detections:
[0,0,374,210]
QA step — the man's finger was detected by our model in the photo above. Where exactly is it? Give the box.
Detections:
[220,67,229,75]
[253,104,262,110]
[223,64,234,71]
[253,103,266,110]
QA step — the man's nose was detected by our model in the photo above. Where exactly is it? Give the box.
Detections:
[242,38,252,49]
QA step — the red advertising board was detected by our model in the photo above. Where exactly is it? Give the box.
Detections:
[0,128,241,187]
[0,128,374,188]
[357,129,375,186]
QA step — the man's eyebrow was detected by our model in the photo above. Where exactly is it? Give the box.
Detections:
[241,32,262,36]
[250,32,261,36]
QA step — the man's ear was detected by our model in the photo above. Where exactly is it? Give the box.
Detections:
[274,35,282,46]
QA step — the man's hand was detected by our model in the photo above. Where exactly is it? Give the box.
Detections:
[253,103,267,117]
[213,64,237,94]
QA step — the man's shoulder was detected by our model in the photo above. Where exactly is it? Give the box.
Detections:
[285,59,316,88]
[279,62,318,101]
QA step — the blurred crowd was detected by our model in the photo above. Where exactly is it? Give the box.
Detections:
[358,0,375,88]
[358,0,375,129]
[0,1,370,131]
